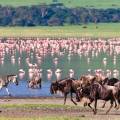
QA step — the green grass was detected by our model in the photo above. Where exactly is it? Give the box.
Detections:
[0,0,120,8]
[0,104,80,109]
[0,23,120,38]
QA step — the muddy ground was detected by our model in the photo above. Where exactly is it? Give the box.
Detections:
[0,97,120,120]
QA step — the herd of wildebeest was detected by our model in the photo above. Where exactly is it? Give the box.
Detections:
[50,74,120,115]
[0,73,120,115]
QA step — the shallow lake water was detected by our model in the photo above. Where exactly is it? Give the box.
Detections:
[0,38,120,97]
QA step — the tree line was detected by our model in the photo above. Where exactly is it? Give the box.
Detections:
[0,3,120,26]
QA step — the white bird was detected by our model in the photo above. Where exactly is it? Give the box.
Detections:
[19,69,25,80]
[69,69,75,78]
[47,69,53,80]
[55,69,62,80]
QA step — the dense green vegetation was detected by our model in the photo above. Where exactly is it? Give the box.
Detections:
[0,23,120,38]
[0,4,120,26]
[0,0,120,8]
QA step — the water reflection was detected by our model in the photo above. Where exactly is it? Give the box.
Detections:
[0,37,120,96]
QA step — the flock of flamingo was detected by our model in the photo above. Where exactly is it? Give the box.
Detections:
[0,37,120,82]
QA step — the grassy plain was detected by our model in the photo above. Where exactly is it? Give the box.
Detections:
[0,0,120,8]
[0,23,120,38]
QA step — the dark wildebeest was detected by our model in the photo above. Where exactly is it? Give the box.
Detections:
[79,75,115,108]
[50,77,81,105]
[28,73,42,89]
[76,82,118,114]
[0,75,18,96]
[101,77,120,108]
[102,77,120,86]
[113,81,120,109]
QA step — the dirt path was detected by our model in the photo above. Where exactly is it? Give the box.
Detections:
[0,97,120,120]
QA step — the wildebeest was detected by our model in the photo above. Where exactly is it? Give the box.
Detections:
[101,77,120,108]
[79,75,120,109]
[0,74,18,96]
[113,81,120,109]
[28,73,42,89]
[50,77,81,105]
[79,75,96,87]
[102,77,120,86]
[76,82,119,114]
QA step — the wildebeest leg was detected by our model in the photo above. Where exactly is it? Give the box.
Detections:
[106,100,113,114]
[116,92,120,110]
[116,98,120,110]
[87,99,94,113]
[94,99,97,114]
[114,99,117,108]
[64,93,67,105]
[116,103,120,110]
[88,102,95,113]
[102,101,106,108]
[112,95,117,108]
[5,88,11,96]
[70,92,77,105]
